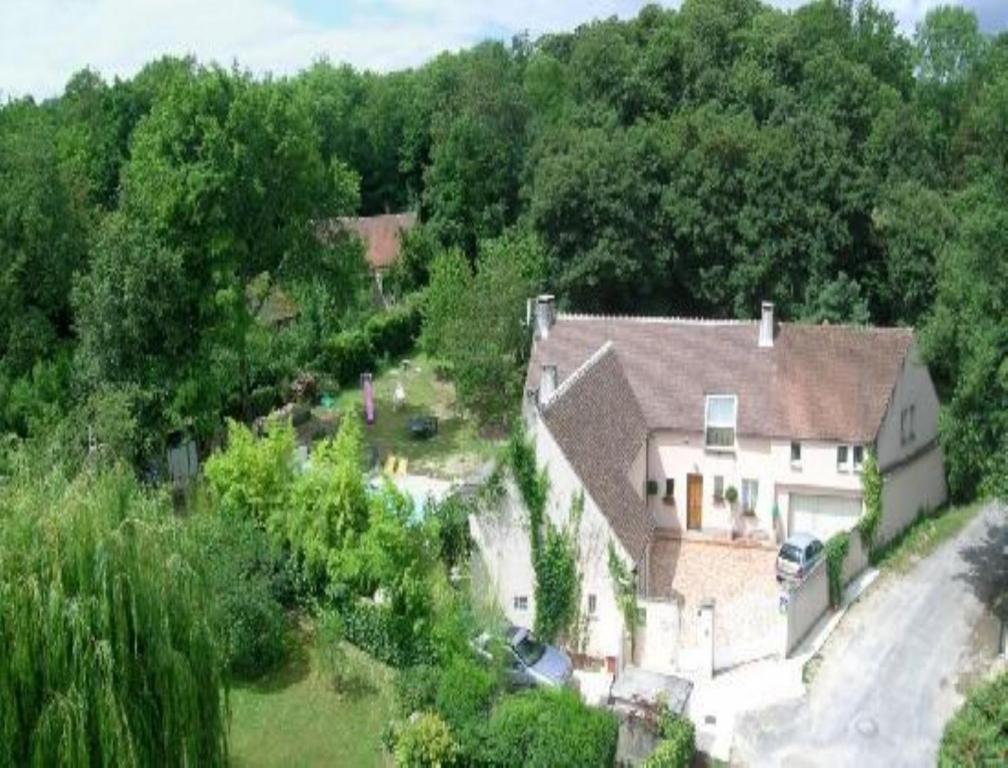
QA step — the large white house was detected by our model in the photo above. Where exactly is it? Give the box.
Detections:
[471,296,947,671]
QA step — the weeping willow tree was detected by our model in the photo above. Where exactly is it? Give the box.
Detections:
[0,457,227,766]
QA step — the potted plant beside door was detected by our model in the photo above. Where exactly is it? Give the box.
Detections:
[724,485,741,539]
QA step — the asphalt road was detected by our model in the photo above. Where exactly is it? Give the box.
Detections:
[734,501,1007,767]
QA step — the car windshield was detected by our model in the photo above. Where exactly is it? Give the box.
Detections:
[780,543,803,563]
[514,635,546,666]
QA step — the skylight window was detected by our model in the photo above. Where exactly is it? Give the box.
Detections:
[705,395,737,449]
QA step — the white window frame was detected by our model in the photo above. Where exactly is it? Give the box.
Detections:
[704,394,738,451]
[852,444,864,472]
[513,595,528,612]
[713,474,724,502]
[741,478,759,514]
[837,445,850,472]
[587,594,597,615]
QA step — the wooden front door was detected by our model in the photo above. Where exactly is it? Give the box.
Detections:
[686,473,703,530]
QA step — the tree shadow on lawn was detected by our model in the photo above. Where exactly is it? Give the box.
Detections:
[236,636,312,694]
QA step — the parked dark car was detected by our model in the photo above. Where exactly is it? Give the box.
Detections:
[776,532,825,584]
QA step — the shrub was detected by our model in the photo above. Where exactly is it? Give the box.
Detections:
[340,599,433,668]
[396,665,442,717]
[394,712,458,768]
[938,671,1007,767]
[425,494,473,570]
[825,532,850,609]
[364,302,421,360]
[324,327,375,387]
[190,513,288,679]
[644,709,695,768]
[858,450,883,556]
[480,688,618,767]
[435,656,498,732]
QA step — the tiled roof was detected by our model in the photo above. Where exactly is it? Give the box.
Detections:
[528,314,913,444]
[322,212,417,271]
[541,342,654,563]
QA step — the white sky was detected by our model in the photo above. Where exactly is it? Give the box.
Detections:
[1,1,1003,100]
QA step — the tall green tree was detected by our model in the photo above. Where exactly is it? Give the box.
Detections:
[0,461,227,766]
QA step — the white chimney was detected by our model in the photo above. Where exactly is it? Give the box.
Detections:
[539,365,557,407]
[759,301,775,348]
[534,294,556,340]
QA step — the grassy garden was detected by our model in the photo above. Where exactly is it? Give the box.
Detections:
[333,352,499,479]
[229,635,395,768]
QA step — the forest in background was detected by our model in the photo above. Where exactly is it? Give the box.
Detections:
[0,0,1006,499]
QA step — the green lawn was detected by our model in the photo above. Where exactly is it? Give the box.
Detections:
[332,352,500,479]
[874,501,983,573]
[229,637,394,768]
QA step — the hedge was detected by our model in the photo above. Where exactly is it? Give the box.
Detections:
[479,687,618,767]
[939,672,1007,767]
[644,711,695,768]
[324,303,420,387]
[340,599,432,668]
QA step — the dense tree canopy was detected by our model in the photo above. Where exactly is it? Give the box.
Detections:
[0,0,1006,488]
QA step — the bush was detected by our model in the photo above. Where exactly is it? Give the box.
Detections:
[435,653,497,729]
[324,328,375,387]
[341,599,433,668]
[480,688,618,767]
[324,303,421,387]
[825,532,850,609]
[394,712,458,768]
[644,709,695,768]
[396,665,442,717]
[191,514,288,679]
[938,672,1007,767]
[425,494,473,570]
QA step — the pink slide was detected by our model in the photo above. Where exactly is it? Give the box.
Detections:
[361,373,375,425]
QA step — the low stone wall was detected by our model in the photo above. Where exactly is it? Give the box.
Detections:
[782,560,829,655]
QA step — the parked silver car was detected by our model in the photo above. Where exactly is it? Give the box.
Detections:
[472,625,574,688]
[776,532,825,584]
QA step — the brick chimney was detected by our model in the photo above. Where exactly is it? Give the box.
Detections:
[534,294,556,340]
[759,301,775,348]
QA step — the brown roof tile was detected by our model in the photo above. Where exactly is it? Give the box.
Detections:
[528,315,913,444]
[323,212,417,271]
[541,342,654,563]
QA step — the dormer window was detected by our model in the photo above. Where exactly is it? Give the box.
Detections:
[705,394,737,449]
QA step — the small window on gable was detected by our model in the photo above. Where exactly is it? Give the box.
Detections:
[837,445,849,471]
[901,404,917,446]
[713,475,724,501]
[853,445,864,471]
[588,594,597,615]
[513,595,528,612]
[791,441,802,464]
[664,478,675,499]
[909,404,916,441]
[705,395,737,449]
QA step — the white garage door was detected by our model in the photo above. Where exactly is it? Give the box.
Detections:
[789,494,863,541]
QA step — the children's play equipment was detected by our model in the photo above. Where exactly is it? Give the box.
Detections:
[361,373,375,424]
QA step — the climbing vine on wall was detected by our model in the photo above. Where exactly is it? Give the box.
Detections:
[857,450,883,556]
[607,541,639,638]
[507,426,581,643]
[534,492,583,643]
[824,532,850,609]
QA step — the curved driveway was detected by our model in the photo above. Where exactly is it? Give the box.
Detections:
[734,502,1006,767]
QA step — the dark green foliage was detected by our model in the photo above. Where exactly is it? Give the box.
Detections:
[425,493,474,570]
[189,513,289,679]
[339,599,433,668]
[0,463,227,767]
[938,671,1007,767]
[858,450,883,555]
[435,655,499,753]
[324,303,421,386]
[645,707,696,768]
[480,687,618,768]
[395,665,442,717]
[825,532,850,609]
